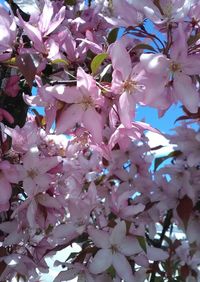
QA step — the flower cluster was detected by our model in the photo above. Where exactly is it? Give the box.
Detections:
[0,0,200,281]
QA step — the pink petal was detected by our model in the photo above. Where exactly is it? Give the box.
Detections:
[34,174,52,189]
[37,194,61,209]
[77,38,102,54]
[122,204,145,217]
[23,94,46,107]
[174,73,199,113]
[182,55,200,75]
[23,177,36,196]
[111,69,124,94]
[119,92,135,128]
[83,108,102,143]
[26,200,37,228]
[88,227,110,249]
[147,247,169,261]
[56,104,84,134]
[0,175,11,205]
[17,12,45,53]
[38,156,61,173]
[38,0,54,34]
[89,249,112,274]
[140,53,169,74]
[133,121,161,135]
[46,6,66,36]
[46,85,82,104]
[77,67,95,95]
[119,236,141,256]
[134,253,149,267]
[52,223,77,240]
[170,23,187,61]
[109,40,131,80]
[110,221,126,246]
[62,28,76,59]
[112,252,134,281]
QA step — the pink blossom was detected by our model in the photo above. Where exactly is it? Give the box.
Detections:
[0,5,16,55]
[16,147,61,196]
[54,67,103,143]
[18,0,65,53]
[0,161,19,211]
[110,40,146,127]
[88,221,141,281]
[140,24,200,113]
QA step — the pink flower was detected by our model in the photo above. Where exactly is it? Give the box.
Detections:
[142,0,192,23]
[18,0,65,53]
[0,161,19,211]
[140,24,200,113]
[110,189,145,220]
[54,67,103,143]
[111,0,144,27]
[110,40,147,127]
[109,121,160,151]
[16,147,61,196]
[88,221,141,281]
[0,5,16,55]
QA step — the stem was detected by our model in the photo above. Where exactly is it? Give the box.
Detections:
[147,210,173,281]
[150,272,156,282]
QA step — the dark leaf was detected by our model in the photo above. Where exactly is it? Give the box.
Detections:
[16,54,39,87]
[177,195,193,229]
[107,28,119,44]
[136,236,147,253]
[180,264,190,279]
[2,92,29,128]
[65,0,76,5]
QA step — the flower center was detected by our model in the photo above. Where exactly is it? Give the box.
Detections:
[163,1,173,18]
[81,96,94,110]
[123,79,145,94]
[27,169,38,179]
[111,244,118,254]
[169,61,181,73]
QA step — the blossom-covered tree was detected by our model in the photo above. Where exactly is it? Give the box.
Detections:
[0,0,200,281]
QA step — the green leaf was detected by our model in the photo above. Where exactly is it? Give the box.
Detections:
[91,53,108,75]
[136,236,147,253]
[154,150,182,171]
[65,0,76,5]
[133,43,156,52]
[16,53,39,87]
[107,28,119,44]
[51,58,69,65]
[107,265,116,279]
